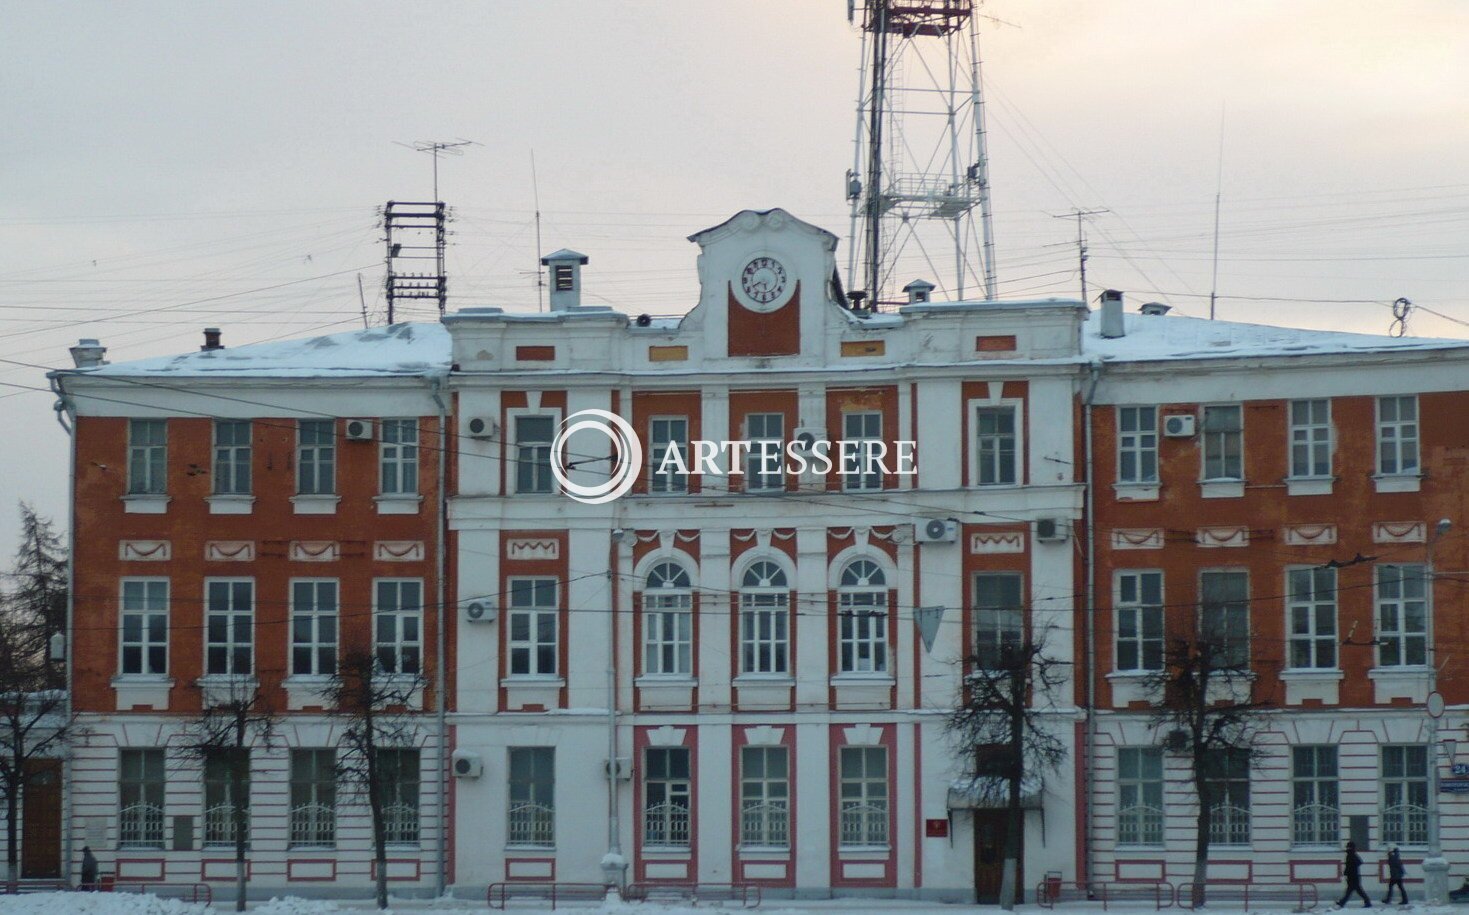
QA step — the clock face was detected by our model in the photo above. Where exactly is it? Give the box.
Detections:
[739,256,788,308]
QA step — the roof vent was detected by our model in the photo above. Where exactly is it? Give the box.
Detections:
[201,327,224,351]
[69,338,107,368]
[1100,289,1125,339]
[1139,302,1171,317]
[903,279,935,304]
[540,248,588,311]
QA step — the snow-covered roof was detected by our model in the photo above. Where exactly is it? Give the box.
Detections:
[1084,311,1469,363]
[64,322,451,380]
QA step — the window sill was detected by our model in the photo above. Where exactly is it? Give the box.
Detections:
[206,494,254,515]
[837,845,891,857]
[1369,666,1432,678]
[635,675,698,688]
[1106,670,1158,680]
[283,675,333,711]
[1374,473,1422,494]
[1285,477,1334,497]
[122,494,170,514]
[830,673,895,684]
[197,675,259,706]
[738,845,791,857]
[971,482,1021,490]
[374,494,422,515]
[505,844,556,853]
[733,675,795,686]
[502,676,566,687]
[112,676,173,711]
[1279,669,1345,681]
[291,495,340,515]
[1113,482,1160,502]
[641,846,692,857]
[1198,480,1244,499]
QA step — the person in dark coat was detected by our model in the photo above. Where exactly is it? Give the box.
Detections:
[1382,845,1407,905]
[1338,840,1372,908]
[79,845,98,891]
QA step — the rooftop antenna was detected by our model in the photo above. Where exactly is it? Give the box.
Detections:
[385,139,476,322]
[395,138,477,203]
[532,151,545,312]
[1208,107,1224,321]
[1053,208,1107,307]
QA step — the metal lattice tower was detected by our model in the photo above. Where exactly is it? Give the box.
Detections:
[383,201,447,323]
[845,0,997,309]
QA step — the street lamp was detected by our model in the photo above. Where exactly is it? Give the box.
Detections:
[1423,518,1452,906]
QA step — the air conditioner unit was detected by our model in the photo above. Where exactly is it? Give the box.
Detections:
[462,599,496,624]
[451,750,483,778]
[1035,518,1069,543]
[916,518,958,543]
[466,416,498,439]
[604,757,631,781]
[344,418,373,441]
[1162,414,1196,438]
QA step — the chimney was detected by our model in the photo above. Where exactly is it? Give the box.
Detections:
[540,248,589,310]
[1140,301,1171,317]
[1100,289,1126,339]
[69,338,107,368]
[201,327,224,351]
[903,279,935,305]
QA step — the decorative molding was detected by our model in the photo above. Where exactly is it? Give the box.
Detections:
[289,541,340,562]
[1284,524,1337,546]
[1111,528,1164,550]
[646,725,687,748]
[744,726,785,747]
[374,541,425,562]
[842,723,884,746]
[1196,526,1249,548]
[204,541,255,562]
[1373,521,1426,544]
[119,540,170,561]
[969,531,1024,554]
[506,538,560,561]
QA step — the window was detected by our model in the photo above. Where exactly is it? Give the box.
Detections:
[1115,571,1163,672]
[1200,570,1249,667]
[841,411,884,492]
[1117,406,1158,484]
[1204,749,1251,846]
[203,749,249,848]
[508,747,555,846]
[1117,747,1164,846]
[1378,396,1419,476]
[374,579,423,675]
[643,562,692,676]
[297,420,335,495]
[1377,564,1428,667]
[644,747,691,847]
[127,419,167,495]
[739,560,790,675]
[378,748,420,845]
[1381,745,1428,846]
[1289,399,1331,478]
[380,418,419,495]
[974,405,1018,485]
[743,413,784,492]
[289,749,336,848]
[1287,566,1337,670]
[1201,405,1243,481]
[838,558,888,674]
[508,577,558,676]
[205,579,253,676]
[974,572,1024,669]
[118,749,165,848]
[514,415,555,494]
[1292,746,1339,846]
[741,746,789,847]
[648,417,689,494]
[212,420,251,495]
[290,580,338,677]
[838,746,888,847]
[120,579,168,676]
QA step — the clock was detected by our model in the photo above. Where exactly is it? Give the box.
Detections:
[739,256,788,308]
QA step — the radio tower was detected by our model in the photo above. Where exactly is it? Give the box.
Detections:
[845,1,997,309]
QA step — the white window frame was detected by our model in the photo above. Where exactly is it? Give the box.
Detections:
[1200,569,1249,668]
[648,415,690,494]
[507,576,559,677]
[379,418,419,496]
[288,748,336,849]
[1381,745,1429,847]
[127,419,167,495]
[1377,564,1429,668]
[1116,746,1165,846]
[289,578,338,677]
[838,746,889,848]
[1117,406,1158,484]
[1201,404,1243,482]
[1114,570,1163,672]
[837,558,888,674]
[212,420,251,496]
[642,561,693,677]
[202,748,250,848]
[740,746,790,848]
[508,747,555,847]
[1286,566,1337,670]
[974,572,1024,670]
[841,411,884,492]
[377,748,421,845]
[644,747,692,848]
[204,577,253,677]
[119,578,169,677]
[1288,399,1332,479]
[739,560,790,675]
[1206,748,1251,846]
[971,401,1021,486]
[1377,395,1420,476]
[296,419,336,496]
[119,748,166,848]
[743,412,785,493]
[1291,745,1339,847]
[510,411,558,495]
[374,578,423,675]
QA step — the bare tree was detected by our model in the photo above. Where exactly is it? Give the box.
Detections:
[1144,632,1268,908]
[947,626,1069,910]
[173,682,278,912]
[325,650,426,910]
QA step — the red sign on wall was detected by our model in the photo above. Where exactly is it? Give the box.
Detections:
[925,818,949,838]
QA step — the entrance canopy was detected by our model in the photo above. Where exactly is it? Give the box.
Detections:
[946,774,1043,810]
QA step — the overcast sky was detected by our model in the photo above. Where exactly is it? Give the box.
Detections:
[3,1,1467,555]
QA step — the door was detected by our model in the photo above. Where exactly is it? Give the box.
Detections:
[973,810,1022,905]
[21,759,62,879]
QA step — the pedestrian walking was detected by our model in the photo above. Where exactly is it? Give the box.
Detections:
[1337,840,1372,908]
[1382,845,1407,905]
[80,845,98,891]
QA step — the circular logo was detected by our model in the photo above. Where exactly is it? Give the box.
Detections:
[550,409,643,505]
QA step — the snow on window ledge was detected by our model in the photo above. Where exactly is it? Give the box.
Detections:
[122,494,170,514]
[1373,473,1422,494]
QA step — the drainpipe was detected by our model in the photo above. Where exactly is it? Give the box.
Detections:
[429,374,449,897]
[1081,361,1103,886]
[50,375,76,887]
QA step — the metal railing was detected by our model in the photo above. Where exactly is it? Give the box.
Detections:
[1208,803,1251,846]
[1037,879,1175,911]
[202,803,248,847]
[1382,803,1428,846]
[118,802,165,848]
[644,801,690,847]
[382,802,419,845]
[624,882,762,908]
[839,801,889,846]
[289,802,336,848]
[486,882,610,910]
[507,802,554,847]
[113,883,214,905]
[1292,803,1340,846]
[740,800,789,848]
[1117,804,1165,846]
[1175,881,1317,911]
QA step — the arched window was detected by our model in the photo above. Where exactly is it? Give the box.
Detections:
[838,558,888,673]
[740,560,790,674]
[643,561,693,676]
